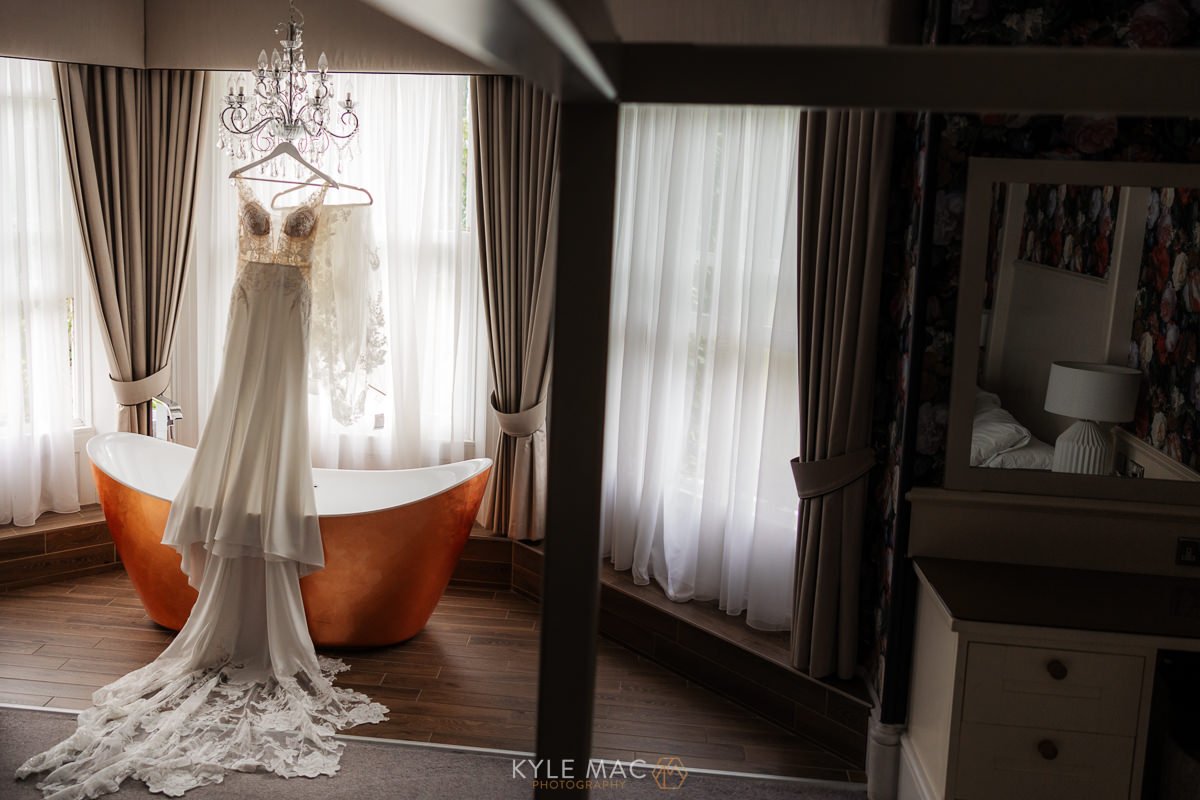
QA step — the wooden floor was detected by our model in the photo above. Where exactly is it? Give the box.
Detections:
[0,568,865,783]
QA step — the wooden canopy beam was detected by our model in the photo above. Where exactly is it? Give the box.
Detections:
[620,44,1200,114]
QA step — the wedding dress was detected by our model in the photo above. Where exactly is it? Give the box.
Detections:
[15,178,388,799]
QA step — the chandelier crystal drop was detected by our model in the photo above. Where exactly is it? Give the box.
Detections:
[217,1,359,172]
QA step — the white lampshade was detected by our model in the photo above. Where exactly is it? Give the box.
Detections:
[1043,361,1141,423]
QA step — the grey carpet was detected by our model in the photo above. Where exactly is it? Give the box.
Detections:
[1,707,864,799]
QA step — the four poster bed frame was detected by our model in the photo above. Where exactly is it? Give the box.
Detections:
[350,3,1200,795]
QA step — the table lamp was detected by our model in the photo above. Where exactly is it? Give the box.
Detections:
[1043,361,1142,475]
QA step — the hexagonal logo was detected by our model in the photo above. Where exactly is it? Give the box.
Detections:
[652,756,687,790]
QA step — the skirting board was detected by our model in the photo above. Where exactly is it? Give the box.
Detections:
[897,735,936,800]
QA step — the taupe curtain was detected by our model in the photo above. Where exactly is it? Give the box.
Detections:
[469,76,559,541]
[55,65,207,434]
[791,110,894,680]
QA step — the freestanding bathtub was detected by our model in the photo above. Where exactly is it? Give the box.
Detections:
[87,432,492,647]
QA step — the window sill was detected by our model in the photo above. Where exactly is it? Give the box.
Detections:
[0,503,105,540]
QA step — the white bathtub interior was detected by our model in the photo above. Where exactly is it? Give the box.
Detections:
[87,432,491,516]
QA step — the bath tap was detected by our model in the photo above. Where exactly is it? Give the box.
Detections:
[151,395,184,443]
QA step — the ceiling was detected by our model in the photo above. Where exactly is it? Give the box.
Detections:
[602,0,915,46]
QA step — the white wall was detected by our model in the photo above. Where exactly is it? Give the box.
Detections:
[143,0,491,73]
[0,0,144,67]
[0,0,491,73]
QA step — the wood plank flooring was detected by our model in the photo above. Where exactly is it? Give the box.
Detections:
[0,568,864,783]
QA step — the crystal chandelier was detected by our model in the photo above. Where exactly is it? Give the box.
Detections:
[217,2,359,170]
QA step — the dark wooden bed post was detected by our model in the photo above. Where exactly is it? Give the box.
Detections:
[534,98,619,798]
[356,6,620,795]
[531,17,622,796]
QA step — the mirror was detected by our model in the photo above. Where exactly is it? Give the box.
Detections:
[946,158,1200,505]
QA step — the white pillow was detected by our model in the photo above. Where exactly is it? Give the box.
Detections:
[970,405,1032,466]
[975,389,1003,414]
[982,437,1055,470]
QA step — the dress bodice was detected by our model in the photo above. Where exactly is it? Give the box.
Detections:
[235,177,329,269]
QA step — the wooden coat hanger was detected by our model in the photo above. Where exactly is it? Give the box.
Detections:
[228,141,340,189]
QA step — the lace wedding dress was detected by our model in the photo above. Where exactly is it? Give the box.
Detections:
[15,178,388,799]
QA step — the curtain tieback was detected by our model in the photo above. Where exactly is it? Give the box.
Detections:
[790,448,876,499]
[491,393,547,438]
[111,365,171,407]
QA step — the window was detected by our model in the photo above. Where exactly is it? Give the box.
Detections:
[176,73,488,470]
[601,104,801,631]
[0,56,90,524]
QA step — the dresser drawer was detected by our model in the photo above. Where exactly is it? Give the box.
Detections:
[963,642,1143,735]
[955,722,1134,800]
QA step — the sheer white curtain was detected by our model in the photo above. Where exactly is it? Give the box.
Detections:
[175,74,488,470]
[601,104,800,631]
[0,58,86,526]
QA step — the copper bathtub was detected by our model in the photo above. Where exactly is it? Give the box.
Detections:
[87,432,491,647]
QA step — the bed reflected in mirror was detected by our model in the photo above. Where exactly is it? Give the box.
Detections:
[946,158,1200,504]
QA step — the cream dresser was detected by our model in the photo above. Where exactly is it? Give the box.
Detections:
[900,558,1200,800]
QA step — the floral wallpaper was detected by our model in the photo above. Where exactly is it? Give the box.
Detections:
[949,0,1200,47]
[862,111,925,695]
[862,0,1200,703]
[1018,183,1119,279]
[1127,186,1200,470]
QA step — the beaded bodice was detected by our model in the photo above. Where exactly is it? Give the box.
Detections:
[235,177,329,269]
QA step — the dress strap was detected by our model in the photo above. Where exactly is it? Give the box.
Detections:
[308,182,332,210]
[232,175,257,206]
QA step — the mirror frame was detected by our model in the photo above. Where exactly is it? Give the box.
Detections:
[945,156,1200,506]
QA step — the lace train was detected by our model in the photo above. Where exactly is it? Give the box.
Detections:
[15,655,387,799]
[15,556,388,799]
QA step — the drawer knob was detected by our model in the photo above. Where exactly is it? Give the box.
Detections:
[1046,659,1068,680]
[1037,739,1059,761]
